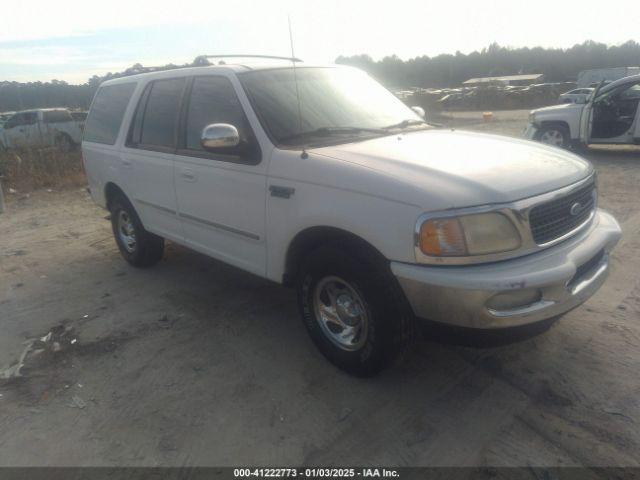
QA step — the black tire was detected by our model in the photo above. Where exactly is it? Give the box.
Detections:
[535,124,570,149]
[297,242,414,376]
[109,194,164,267]
[55,134,75,152]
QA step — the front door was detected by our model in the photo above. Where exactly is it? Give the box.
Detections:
[583,80,640,145]
[3,112,40,148]
[173,75,267,276]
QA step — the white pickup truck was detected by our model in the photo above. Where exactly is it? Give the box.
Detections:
[82,58,621,375]
[0,108,83,151]
[525,74,640,149]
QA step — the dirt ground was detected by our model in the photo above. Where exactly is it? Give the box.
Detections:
[1,111,639,468]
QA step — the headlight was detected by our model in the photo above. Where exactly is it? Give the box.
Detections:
[418,212,521,257]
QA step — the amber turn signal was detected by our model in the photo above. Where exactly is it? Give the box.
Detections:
[419,218,467,256]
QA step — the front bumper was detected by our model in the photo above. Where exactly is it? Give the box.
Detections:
[391,209,621,329]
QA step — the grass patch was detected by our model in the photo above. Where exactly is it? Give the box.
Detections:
[0,148,86,193]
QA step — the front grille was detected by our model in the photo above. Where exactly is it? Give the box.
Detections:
[529,182,596,244]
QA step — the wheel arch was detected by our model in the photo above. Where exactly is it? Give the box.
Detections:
[104,181,129,211]
[55,130,75,145]
[283,226,389,286]
[538,120,576,139]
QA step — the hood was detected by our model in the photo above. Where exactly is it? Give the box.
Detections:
[532,102,584,115]
[311,129,593,209]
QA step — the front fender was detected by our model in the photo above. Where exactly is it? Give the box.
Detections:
[265,178,423,283]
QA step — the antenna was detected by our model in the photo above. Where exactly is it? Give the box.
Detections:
[288,16,307,158]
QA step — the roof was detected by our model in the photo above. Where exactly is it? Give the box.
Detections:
[100,62,339,87]
[598,73,640,94]
[463,73,544,84]
[8,108,69,114]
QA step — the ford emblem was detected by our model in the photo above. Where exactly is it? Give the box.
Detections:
[570,202,583,216]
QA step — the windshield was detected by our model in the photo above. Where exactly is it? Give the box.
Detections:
[239,67,423,146]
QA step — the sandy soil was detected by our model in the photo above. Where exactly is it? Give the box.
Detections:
[0,114,639,467]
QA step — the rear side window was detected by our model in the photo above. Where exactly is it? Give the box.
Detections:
[139,78,186,148]
[43,110,73,123]
[84,83,136,145]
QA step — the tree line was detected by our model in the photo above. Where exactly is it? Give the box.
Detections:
[337,40,640,88]
[1,41,639,112]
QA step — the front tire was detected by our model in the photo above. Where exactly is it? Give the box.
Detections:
[536,124,570,149]
[109,194,164,267]
[296,243,412,376]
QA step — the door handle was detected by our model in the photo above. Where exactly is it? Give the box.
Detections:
[180,169,196,182]
[121,158,132,167]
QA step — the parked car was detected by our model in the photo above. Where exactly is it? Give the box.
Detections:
[0,108,83,151]
[525,74,640,149]
[82,60,621,375]
[558,88,594,104]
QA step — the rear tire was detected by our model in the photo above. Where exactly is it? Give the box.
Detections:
[109,194,164,267]
[296,242,413,376]
[55,134,75,152]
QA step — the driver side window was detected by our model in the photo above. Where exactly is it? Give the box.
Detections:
[184,76,248,151]
[619,83,640,101]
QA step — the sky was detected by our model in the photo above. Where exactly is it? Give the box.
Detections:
[1,0,638,84]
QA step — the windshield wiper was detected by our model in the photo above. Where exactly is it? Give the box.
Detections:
[382,119,428,130]
[280,126,385,142]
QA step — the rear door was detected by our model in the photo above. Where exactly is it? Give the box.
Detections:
[121,77,186,242]
[41,110,75,146]
[173,75,267,276]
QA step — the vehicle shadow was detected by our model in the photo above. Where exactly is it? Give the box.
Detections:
[159,241,556,356]
[417,316,557,348]
[581,145,640,165]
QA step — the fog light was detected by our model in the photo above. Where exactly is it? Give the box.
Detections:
[486,289,542,311]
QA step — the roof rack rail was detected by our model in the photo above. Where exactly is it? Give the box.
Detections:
[198,54,303,64]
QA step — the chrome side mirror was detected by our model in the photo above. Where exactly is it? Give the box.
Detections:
[411,106,426,119]
[201,123,240,150]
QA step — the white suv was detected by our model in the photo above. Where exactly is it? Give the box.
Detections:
[82,58,621,375]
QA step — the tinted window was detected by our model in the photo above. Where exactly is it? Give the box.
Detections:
[6,112,36,128]
[140,78,185,148]
[84,83,136,144]
[4,114,23,129]
[185,76,247,150]
[620,83,640,100]
[43,110,73,123]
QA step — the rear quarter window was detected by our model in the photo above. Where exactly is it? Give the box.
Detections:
[84,83,136,145]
